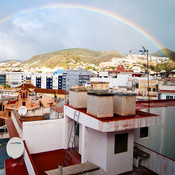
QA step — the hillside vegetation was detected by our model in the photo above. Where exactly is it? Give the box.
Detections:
[22,48,123,68]
[152,48,175,61]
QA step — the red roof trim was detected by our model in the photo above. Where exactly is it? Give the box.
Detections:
[5,118,19,138]
[160,90,175,93]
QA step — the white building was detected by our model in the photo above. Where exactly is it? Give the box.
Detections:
[159,80,175,99]
[91,73,132,89]
[64,89,159,175]
[9,72,24,88]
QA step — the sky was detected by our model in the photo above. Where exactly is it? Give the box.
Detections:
[0,0,174,61]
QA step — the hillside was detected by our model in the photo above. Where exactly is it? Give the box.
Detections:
[22,48,123,68]
[152,48,175,61]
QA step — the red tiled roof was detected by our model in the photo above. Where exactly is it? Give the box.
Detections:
[34,88,68,95]
[17,83,36,89]
[20,116,47,122]
[51,106,63,113]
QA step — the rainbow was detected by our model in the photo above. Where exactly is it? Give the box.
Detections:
[0,3,165,54]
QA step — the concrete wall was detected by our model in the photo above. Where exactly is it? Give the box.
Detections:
[50,109,61,119]
[106,130,134,175]
[87,128,107,171]
[23,118,65,154]
[134,106,175,160]
[135,143,175,175]
[26,107,43,116]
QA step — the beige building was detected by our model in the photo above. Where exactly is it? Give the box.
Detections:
[90,82,109,90]
[134,79,159,100]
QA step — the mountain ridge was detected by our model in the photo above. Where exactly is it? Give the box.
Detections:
[151,48,175,61]
[22,48,124,68]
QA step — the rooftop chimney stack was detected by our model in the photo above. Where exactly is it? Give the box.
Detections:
[112,92,137,116]
[87,91,114,118]
[69,88,88,108]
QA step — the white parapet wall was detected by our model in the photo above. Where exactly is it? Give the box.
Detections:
[23,118,65,154]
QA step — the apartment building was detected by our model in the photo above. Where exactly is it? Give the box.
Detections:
[62,68,91,91]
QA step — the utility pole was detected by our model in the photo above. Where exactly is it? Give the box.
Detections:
[139,47,150,112]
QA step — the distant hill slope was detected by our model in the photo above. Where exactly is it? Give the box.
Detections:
[152,48,175,61]
[23,48,123,68]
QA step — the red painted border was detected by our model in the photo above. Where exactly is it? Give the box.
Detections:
[23,141,39,175]
[136,99,175,104]
[135,142,175,162]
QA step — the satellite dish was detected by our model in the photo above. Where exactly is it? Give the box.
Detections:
[18,106,27,116]
[6,137,24,159]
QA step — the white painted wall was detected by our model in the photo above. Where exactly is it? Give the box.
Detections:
[41,74,46,89]
[106,130,134,175]
[53,75,58,89]
[87,128,107,171]
[135,106,175,160]
[23,119,65,154]
[161,93,175,99]
[91,74,131,89]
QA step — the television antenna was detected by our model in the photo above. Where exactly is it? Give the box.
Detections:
[129,46,150,112]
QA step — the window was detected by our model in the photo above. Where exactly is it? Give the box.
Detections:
[8,111,11,117]
[153,88,156,92]
[136,83,139,89]
[147,87,151,91]
[140,127,149,138]
[75,123,79,137]
[166,96,170,99]
[22,102,26,106]
[114,133,128,154]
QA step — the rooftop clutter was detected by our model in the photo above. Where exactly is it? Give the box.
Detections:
[69,88,137,118]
